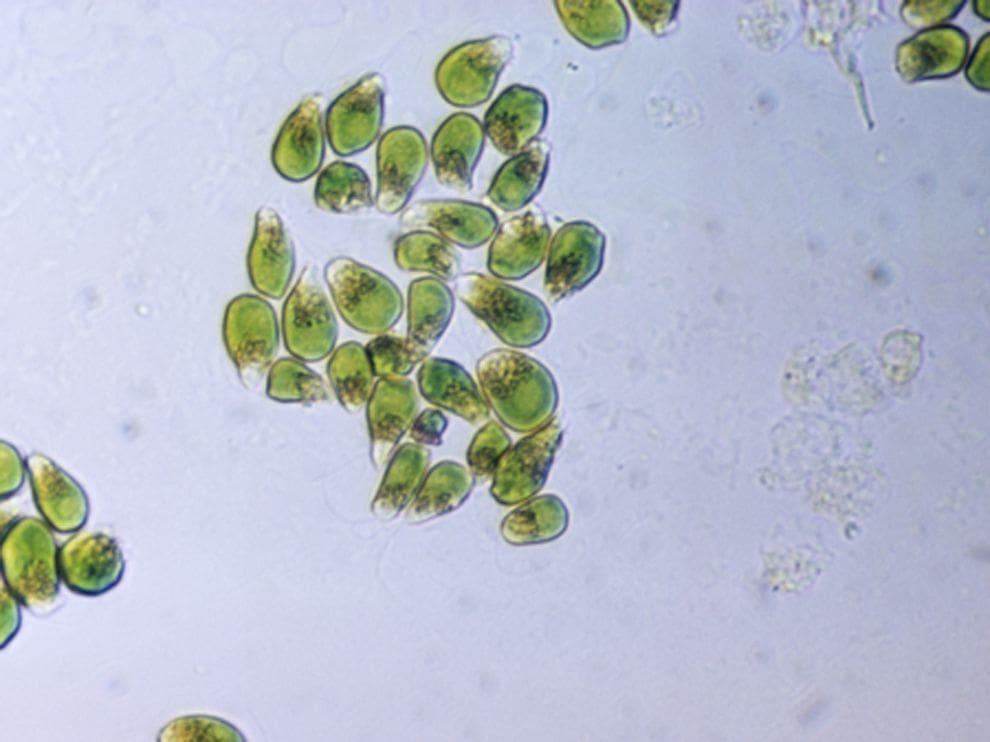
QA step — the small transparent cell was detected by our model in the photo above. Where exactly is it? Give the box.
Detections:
[629,0,680,35]
[431,112,485,190]
[271,94,324,181]
[394,231,459,280]
[411,409,449,446]
[223,294,279,384]
[327,341,374,411]
[58,530,125,595]
[554,0,630,49]
[484,84,548,155]
[488,207,550,280]
[326,73,384,156]
[477,349,558,433]
[266,358,330,404]
[247,207,294,299]
[0,440,24,498]
[282,267,338,361]
[899,0,965,28]
[878,328,924,385]
[27,454,88,533]
[417,357,488,423]
[314,160,372,213]
[435,36,512,107]
[372,443,430,519]
[0,517,59,611]
[402,199,497,247]
[545,220,606,301]
[896,25,969,82]
[491,418,563,505]
[376,126,428,214]
[487,140,550,212]
[158,715,245,742]
[367,376,419,465]
[501,493,569,545]
[457,273,551,347]
[326,258,403,334]
[466,421,511,479]
[405,461,473,524]
[966,32,990,91]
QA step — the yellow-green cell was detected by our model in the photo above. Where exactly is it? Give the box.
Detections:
[247,207,294,300]
[435,36,512,107]
[411,408,448,446]
[27,454,88,533]
[57,530,124,595]
[326,73,384,156]
[491,418,562,504]
[466,420,511,479]
[487,140,549,212]
[314,160,372,213]
[271,94,324,181]
[629,0,679,35]
[403,199,497,247]
[554,0,629,49]
[966,32,990,91]
[158,715,245,742]
[501,494,569,545]
[431,112,485,190]
[282,268,337,362]
[896,25,969,82]
[458,273,551,347]
[477,349,558,433]
[367,376,418,464]
[488,207,550,280]
[266,358,329,404]
[376,126,428,214]
[0,583,19,649]
[900,0,965,28]
[326,258,403,334]
[0,517,58,610]
[417,357,488,423]
[407,276,455,361]
[545,220,606,302]
[977,0,990,21]
[406,461,473,524]
[327,341,374,411]
[371,442,430,519]
[484,85,548,156]
[879,329,924,384]
[366,334,414,376]
[222,294,279,383]
[394,231,459,280]
[0,440,23,498]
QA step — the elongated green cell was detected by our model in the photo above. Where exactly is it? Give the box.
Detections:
[629,0,679,35]
[488,207,550,279]
[158,715,245,742]
[314,160,372,213]
[367,376,418,464]
[501,494,569,545]
[900,0,965,28]
[326,258,403,334]
[376,126,428,214]
[27,454,88,533]
[896,25,969,82]
[247,207,294,299]
[407,277,454,361]
[487,141,549,212]
[282,267,337,361]
[417,357,488,423]
[222,294,278,384]
[402,199,497,247]
[327,341,373,411]
[394,231,459,280]
[491,418,563,504]
[457,273,551,347]
[545,220,606,302]
[405,461,473,524]
[0,583,19,648]
[477,349,558,433]
[554,0,629,48]
[966,32,990,91]
[466,420,511,479]
[0,441,24,499]
[435,36,512,107]
[977,0,990,21]
[366,334,414,376]
[411,409,448,446]
[266,358,330,404]
[0,517,58,610]
[431,113,485,190]
[271,94,324,181]
[484,85,548,156]
[326,73,384,156]
[57,530,124,595]
[371,443,430,519]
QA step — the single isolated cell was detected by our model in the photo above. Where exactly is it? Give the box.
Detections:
[158,715,245,742]
[282,267,338,362]
[878,328,924,384]
[435,36,512,107]
[501,493,569,545]
[57,530,125,595]
[976,0,990,22]
[0,584,19,649]
[896,25,969,82]
[314,160,372,213]
[411,408,449,446]
[487,140,550,212]
[466,420,511,479]
[222,294,279,384]
[484,84,548,155]
[246,207,294,300]
[477,349,559,433]
[376,126,428,214]
[488,207,551,280]
[325,73,384,156]
[367,375,419,465]
[405,461,474,524]
[545,220,606,301]
[266,357,330,404]
[900,0,965,28]
[366,334,415,376]
[491,418,563,504]
[431,112,485,190]
[371,442,430,519]
[402,199,497,247]
[0,517,59,611]
[417,357,488,423]
[327,341,374,411]
[554,0,630,49]
[0,440,24,498]
[325,258,403,334]
[406,276,455,361]
[457,273,551,347]
[966,32,990,91]
[629,0,680,35]
[271,94,324,181]
[27,454,88,533]
[394,230,460,280]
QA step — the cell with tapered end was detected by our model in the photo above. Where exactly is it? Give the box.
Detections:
[545,221,605,302]
[483,85,548,155]
[366,334,414,376]
[394,231,459,280]
[411,409,448,446]
[457,273,551,347]
[266,358,330,404]
[371,443,430,519]
[407,277,454,361]
[554,0,630,48]
[487,140,549,212]
[966,32,990,91]
[325,73,384,156]
[417,357,488,423]
[282,267,337,361]
[477,349,558,433]
[896,25,969,82]
[431,112,485,190]
[57,530,125,595]
[0,583,19,648]
[223,294,279,385]
[314,160,372,213]
[247,207,294,299]
[501,494,569,545]
[271,94,324,181]
[900,0,965,28]
[435,36,512,107]
[27,454,88,533]
[405,461,473,524]
[491,418,563,504]
[629,0,679,34]
[402,199,497,247]
[977,0,990,21]
[367,376,418,465]
[158,715,245,742]
[0,441,23,499]
[327,341,373,411]
[376,126,428,214]
[326,258,403,334]
[466,421,511,479]
[488,207,550,279]
[0,517,58,611]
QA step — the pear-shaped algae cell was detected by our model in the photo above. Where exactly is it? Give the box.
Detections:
[402,199,497,247]
[282,268,338,362]
[314,160,372,213]
[554,0,630,49]
[405,461,473,524]
[0,440,24,498]
[896,25,969,82]
[411,409,449,446]
[366,333,415,376]
[477,349,558,433]
[431,112,485,190]
[372,442,430,519]
[417,357,488,423]
[376,126,428,214]
[491,418,563,505]
[247,207,294,300]
[272,94,324,181]
[545,220,605,302]
[158,715,245,742]
[966,32,990,91]
[266,357,330,404]
[57,530,124,595]
[458,273,551,348]
[327,341,374,411]
[27,454,88,533]
[629,0,679,35]
[223,294,279,383]
[326,258,403,334]
[484,85,548,156]
[435,36,512,107]
[501,494,569,545]
[0,584,20,648]
[326,73,384,156]
[367,376,419,464]
[407,276,455,360]
[900,0,965,28]
[487,140,549,212]
[466,420,511,479]
[394,231,460,280]
[488,207,550,280]
[0,517,59,611]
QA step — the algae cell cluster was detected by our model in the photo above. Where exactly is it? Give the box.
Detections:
[895,0,990,90]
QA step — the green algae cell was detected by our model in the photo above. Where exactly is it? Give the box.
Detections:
[629,0,679,35]
[376,126,428,214]
[491,418,563,505]
[976,0,990,21]
[966,32,990,91]
[0,517,58,610]
[366,334,414,376]
[896,25,969,82]
[326,73,384,156]
[545,220,606,302]
[0,440,24,499]
[554,0,629,49]
[57,530,124,595]
[27,454,88,533]
[488,207,550,280]
[431,112,485,190]
[246,207,294,300]
[367,376,418,464]
[282,268,337,362]
[271,94,324,181]
[483,85,548,156]
[327,341,374,411]
[487,140,549,212]
[458,273,551,348]
[417,357,488,423]
[402,199,497,247]
[477,349,558,433]
[405,461,473,524]
[407,276,455,361]
[0,583,19,649]
[222,294,279,383]
[411,408,448,446]
[466,420,511,479]
[900,0,965,28]
[314,160,372,213]
[326,258,403,334]
[394,230,460,280]
[501,493,569,545]
[371,442,430,519]
[266,357,330,404]
[158,715,245,742]
[435,36,512,107]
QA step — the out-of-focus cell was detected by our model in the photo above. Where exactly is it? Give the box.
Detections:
[483,84,548,155]
[500,493,569,545]
[371,443,430,519]
[325,73,384,156]
[896,25,969,82]
[804,456,886,528]
[0,440,24,499]
[376,126,428,214]
[0,517,58,611]
[326,258,403,334]
[416,357,488,423]
[158,715,245,742]
[466,420,511,479]
[976,0,990,21]
[545,220,605,302]
[488,207,550,280]
[487,140,549,212]
[27,454,88,533]
[553,0,630,49]
[878,328,924,385]
[407,276,455,361]
[367,376,418,464]
[760,545,824,593]
[737,0,797,53]
[966,32,990,91]
[282,267,337,361]
[247,207,294,300]
[457,273,551,347]
[477,349,558,433]
[57,530,125,595]
[223,294,279,384]
[366,334,414,376]
[405,461,473,524]
[394,231,459,280]
[435,36,512,107]
[431,112,485,190]
[491,418,563,504]
[327,341,373,411]
[900,0,965,28]
[629,0,680,35]
[411,408,449,446]
[402,199,497,247]
[314,160,372,213]
[266,358,330,404]
[0,583,19,648]
[271,94,324,181]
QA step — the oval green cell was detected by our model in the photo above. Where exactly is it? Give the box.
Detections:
[501,493,569,545]
[326,73,384,156]
[435,36,512,107]
[966,32,990,91]
[158,715,245,742]
[222,294,279,384]
[483,84,548,156]
[402,199,497,247]
[410,408,448,446]
[247,207,294,300]
[488,207,550,280]
[896,25,969,82]
[266,357,330,404]
[57,530,125,595]
[407,276,455,361]
[0,584,20,649]
[372,442,430,519]
[27,454,88,533]
[487,140,549,212]
[327,341,374,411]
[477,349,558,433]
[366,333,415,376]
[976,0,990,21]
[629,0,680,35]
[554,0,629,48]
[491,418,563,505]
[394,230,460,281]
[367,376,418,465]
[376,126,428,214]
[431,112,485,190]
[416,357,488,423]
[271,94,324,181]
[282,267,338,362]
[457,273,551,348]
[326,258,403,334]
[405,461,473,524]
[466,420,511,479]
[0,440,24,499]
[0,517,59,610]
[545,220,606,302]
[900,0,965,28]
[314,160,372,213]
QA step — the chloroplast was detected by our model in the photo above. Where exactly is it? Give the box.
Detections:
[484,84,548,155]
[0,441,24,499]
[366,334,414,376]
[491,418,563,504]
[371,443,430,519]
[314,160,372,212]
[896,25,969,82]
[545,220,605,302]
[326,258,403,334]
[488,207,550,279]
[222,294,279,384]
[477,349,558,432]
[0,517,59,611]
[966,32,990,91]
[0,584,19,648]
[57,530,125,595]
[900,0,965,28]
[402,199,497,247]
[27,454,88,533]
[457,273,551,347]
[501,494,569,545]
[554,0,630,49]
[466,421,511,479]
[282,267,337,361]
[247,207,294,299]
[367,376,418,464]
[405,461,473,524]
[629,0,680,35]
[326,73,384,156]
[435,36,512,107]
[327,341,373,410]
[266,358,330,404]
[417,357,488,423]
[158,715,245,742]
[394,231,459,280]
[407,277,454,361]
[376,126,428,214]
[411,408,448,446]
[431,112,485,190]
[487,140,549,212]
[271,94,324,181]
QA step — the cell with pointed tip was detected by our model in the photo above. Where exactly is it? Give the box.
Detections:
[327,341,374,411]
[402,199,497,247]
[367,376,418,465]
[371,443,430,519]
[483,85,548,156]
[158,715,245,742]
[376,126,428,214]
[977,0,990,21]
[457,273,551,347]
[57,530,125,595]
[553,0,630,49]
[326,258,403,334]
[431,112,485,190]
[0,583,19,648]
[629,0,679,34]
[501,494,569,545]
[366,334,414,376]
[0,517,59,611]
[896,25,969,82]
[491,418,562,504]
[266,358,330,404]
[282,268,337,362]
[435,36,512,107]
[405,461,473,524]
[325,73,384,156]
[417,357,488,423]
[900,0,965,28]
[394,231,459,280]
[271,94,324,181]
[487,140,549,212]
[314,160,372,213]
[966,32,990,91]
[466,421,511,479]
[247,207,294,299]
[407,277,454,361]
[27,454,88,533]
[544,221,605,302]
[477,349,558,433]
[0,441,24,499]
[222,294,279,385]
[411,409,448,446]
[488,207,550,280]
